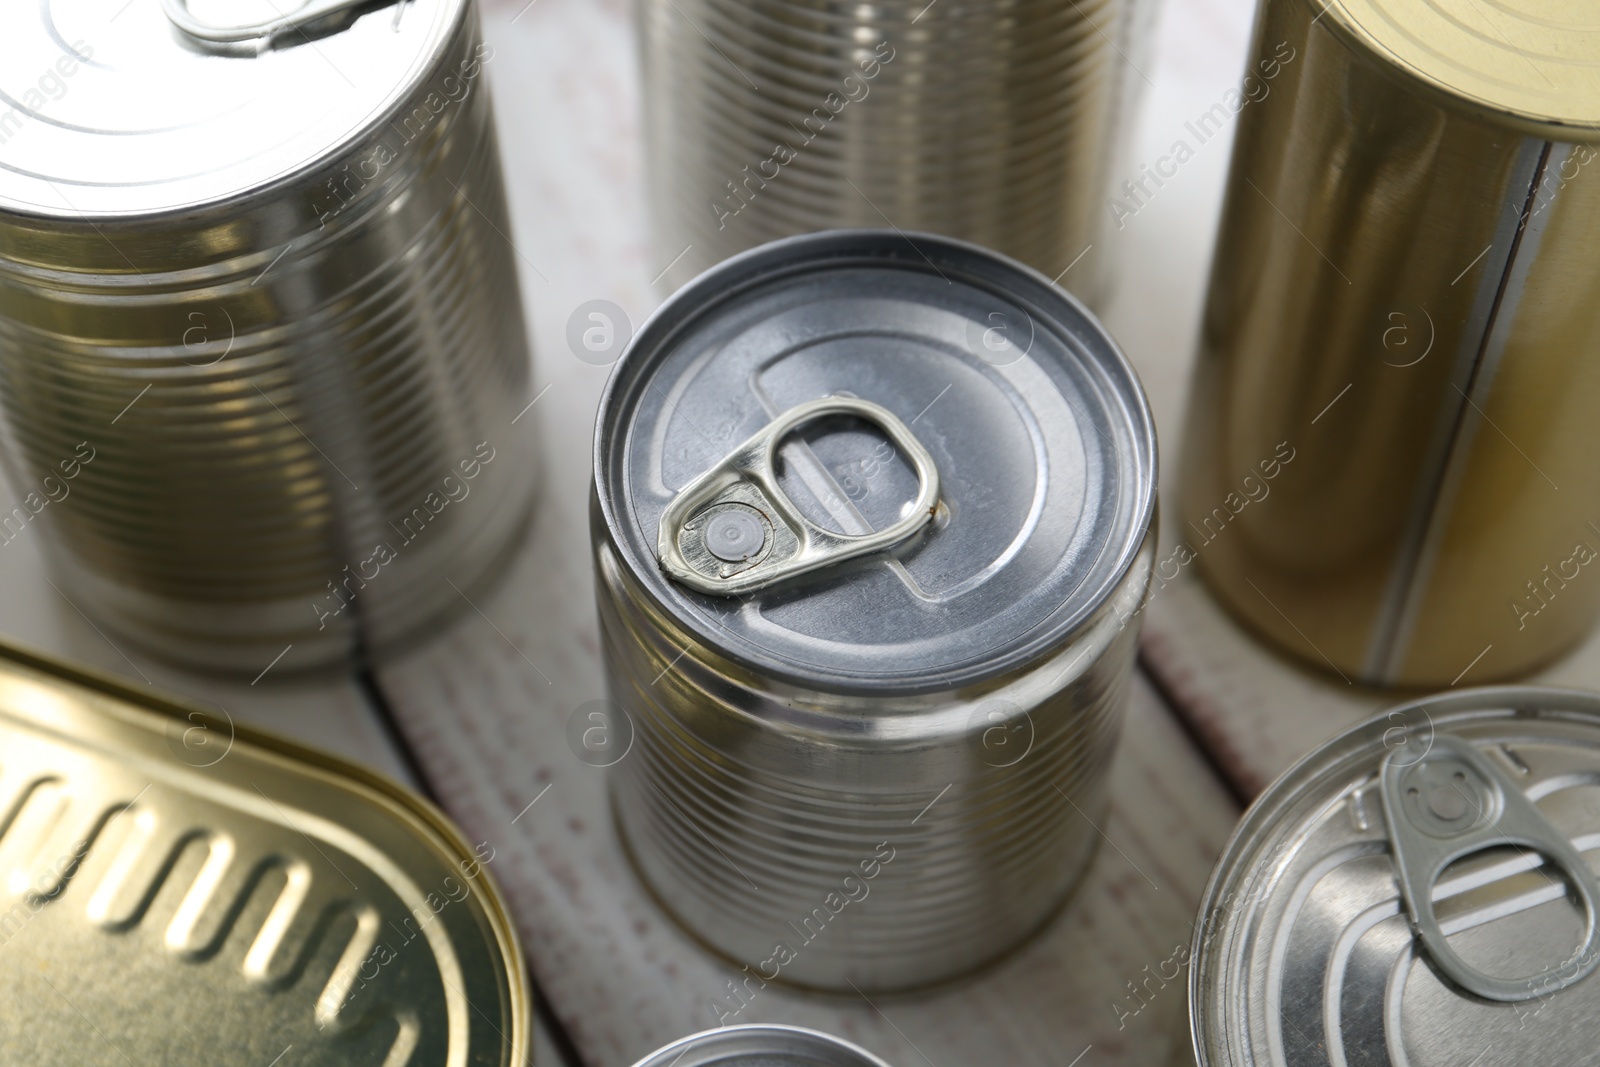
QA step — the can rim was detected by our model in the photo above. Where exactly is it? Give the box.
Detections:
[627,1024,896,1067]
[0,0,472,223]
[1305,0,1600,141]
[592,228,1158,696]
[1187,684,1600,1067]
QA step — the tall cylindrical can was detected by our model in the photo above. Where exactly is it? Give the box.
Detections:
[0,0,535,675]
[591,230,1156,991]
[635,0,1158,303]
[1179,1,1600,687]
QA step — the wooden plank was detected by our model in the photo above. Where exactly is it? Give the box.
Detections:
[1140,575,1383,799]
[1142,561,1600,801]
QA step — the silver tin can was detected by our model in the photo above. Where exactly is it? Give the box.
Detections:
[0,0,534,674]
[636,0,1159,304]
[1190,686,1600,1067]
[592,230,1157,991]
[631,1025,893,1067]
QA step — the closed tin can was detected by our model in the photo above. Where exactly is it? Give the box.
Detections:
[592,230,1156,991]
[1190,686,1600,1067]
[0,637,530,1064]
[0,0,534,675]
[1180,1,1600,686]
[636,0,1158,303]
[632,1025,892,1067]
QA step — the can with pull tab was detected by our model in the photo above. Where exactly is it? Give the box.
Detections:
[1190,686,1600,1067]
[591,229,1157,991]
[0,0,535,675]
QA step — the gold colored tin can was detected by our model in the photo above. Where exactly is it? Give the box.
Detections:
[1180,0,1600,687]
[0,638,531,1064]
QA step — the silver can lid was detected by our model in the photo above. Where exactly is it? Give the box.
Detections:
[629,1025,893,1067]
[594,230,1156,694]
[0,0,465,217]
[1191,686,1600,1067]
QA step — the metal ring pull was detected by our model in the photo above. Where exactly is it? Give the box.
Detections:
[657,396,941,596]
[1380,735,1600,1002]
[161,0,384,47]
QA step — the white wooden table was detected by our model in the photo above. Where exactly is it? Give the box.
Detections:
[0,0,1436,1064]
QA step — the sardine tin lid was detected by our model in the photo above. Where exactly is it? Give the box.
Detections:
[1316,0,1600,136]
[0,0,466,217]
[594,229,1156,695]
[1190,686,1600,1067]
[629,1025,894,1067]
[0,638,530,1064]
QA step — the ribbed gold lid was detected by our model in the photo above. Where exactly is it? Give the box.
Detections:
[1326,0,1600,136]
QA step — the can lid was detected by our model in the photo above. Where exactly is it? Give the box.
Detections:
[629,1025,895,1067]
[1191,686,1600,1067]
[1323,1,1600,133]
[0,0,466,218]
[594,229,1156,694]
[0,637,530,1064]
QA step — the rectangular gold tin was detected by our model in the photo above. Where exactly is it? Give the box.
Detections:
[0,639,530,1065]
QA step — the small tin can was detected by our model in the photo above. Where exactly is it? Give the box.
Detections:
[1190,686,1600,1067]
[0,637,530,1064]
[636,0,1159,303]
[591,230,1157,991]
[0,0,535,675]
[631,1025,893,1067]
[1180,1,1600,686]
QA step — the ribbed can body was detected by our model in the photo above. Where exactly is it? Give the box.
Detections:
[1180,0,1600,686]
[595,526,1152,991]
[0,8,535,674]
[636,0,1154,302]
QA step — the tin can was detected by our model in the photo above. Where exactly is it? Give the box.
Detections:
[1179,1,1600,686]
[0,0,535,675]
[0,636,531,1064]
[636,0,1158,303]
[1190,686,1600,1067]
[591,229,1156,991]
[631,1025,893,1067]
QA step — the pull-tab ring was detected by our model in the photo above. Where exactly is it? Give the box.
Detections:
[162,0,385,48]
[657,396,940,596]
[1381,735,1600,1002]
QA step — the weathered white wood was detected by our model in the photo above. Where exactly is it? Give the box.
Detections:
[1141,558,1600,801]
[1140,574,1383,798]
[373,1,1254,1063]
